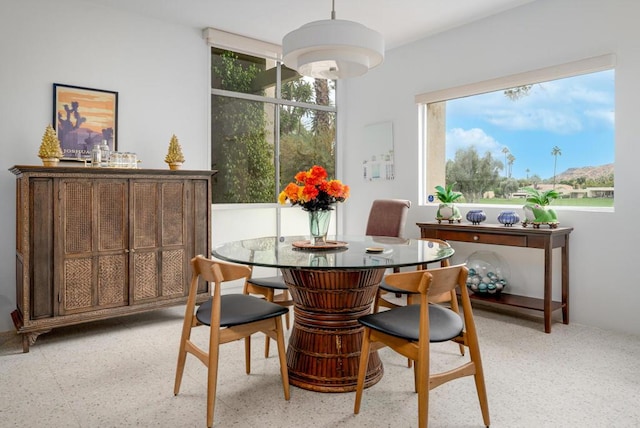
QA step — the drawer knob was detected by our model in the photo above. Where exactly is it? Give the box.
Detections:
[473,235,479,241]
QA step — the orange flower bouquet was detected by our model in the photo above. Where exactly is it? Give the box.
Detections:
[278,165,349,246]
[278,165,350,211]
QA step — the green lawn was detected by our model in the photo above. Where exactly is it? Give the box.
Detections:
[475,198,613,207]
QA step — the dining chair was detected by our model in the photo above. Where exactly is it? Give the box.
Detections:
[374,239,456,312]
[244,273,294,357]
[365,199,411,238]
[365,198,411,281]
[353,264,490,428]
[374,238,464,361]
[173,255,290,428]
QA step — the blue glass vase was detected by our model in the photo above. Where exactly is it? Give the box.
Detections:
[466,209,487,225]
[498,210,520,227]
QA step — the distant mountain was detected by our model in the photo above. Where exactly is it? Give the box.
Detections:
[551,163,614,182]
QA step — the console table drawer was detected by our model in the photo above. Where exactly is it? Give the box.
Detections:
[439,230,526,247]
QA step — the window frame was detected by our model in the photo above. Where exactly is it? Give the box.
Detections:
[205,28,338,207]
[416,54,616,208]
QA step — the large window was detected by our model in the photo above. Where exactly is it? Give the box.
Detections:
[209,41,337,204]
[417,55,615,208]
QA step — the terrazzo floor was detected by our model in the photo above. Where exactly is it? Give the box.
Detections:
[1,305,639,427]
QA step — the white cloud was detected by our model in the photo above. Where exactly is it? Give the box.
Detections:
[584,109,615,126]
[446,128,503,160]
[485,108,583,134]
[448,70,614,134]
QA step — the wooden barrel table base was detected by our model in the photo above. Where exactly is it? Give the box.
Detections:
[282,268,385,392]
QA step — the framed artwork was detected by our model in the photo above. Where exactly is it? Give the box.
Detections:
[53,83,118,161]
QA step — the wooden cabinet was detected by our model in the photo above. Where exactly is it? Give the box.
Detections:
[10,166,215,352]
[416,221,572,333]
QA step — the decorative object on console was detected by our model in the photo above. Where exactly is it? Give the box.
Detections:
[278,165,350,246]
[165,134,185,170]
[434,183,462,223]
[466,209,487,225]
[497,210,520,226]
[38,124,63,166]
[465,250,509,295]
[521,187,559,228]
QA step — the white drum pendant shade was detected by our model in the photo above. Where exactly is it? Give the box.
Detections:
[282,18,384,80]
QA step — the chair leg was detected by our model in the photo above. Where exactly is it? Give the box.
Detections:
[274,317,291,400]
[174,340,187,395]
[266,291,292,358]
[449,289,465,356]
[468,331,490,427]
[264,335,271,359]
[174,307,195,395]
[416,358,429,428]
[407,293,417,368]
[354,327,372,414]
[245,337,251,374]
[373,289,382,313]
[207,329,221,428]
[264,289,277,359]
[283,290,291,329]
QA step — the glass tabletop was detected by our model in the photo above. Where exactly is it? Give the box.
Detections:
[212,235,454,270]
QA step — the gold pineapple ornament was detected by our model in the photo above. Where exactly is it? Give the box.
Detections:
[38,124,63,166]
[165,134,185,170]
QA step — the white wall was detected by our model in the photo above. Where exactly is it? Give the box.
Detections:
[0,0,210,332]
[341,0,640,335]
[1,0,639,337]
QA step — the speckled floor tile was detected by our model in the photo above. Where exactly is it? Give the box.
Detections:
[1,305,639,427]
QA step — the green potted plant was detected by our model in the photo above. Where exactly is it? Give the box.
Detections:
[522,187,559,228]
[434,183,463,223]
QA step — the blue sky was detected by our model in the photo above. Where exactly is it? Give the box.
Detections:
[445,69,614,180]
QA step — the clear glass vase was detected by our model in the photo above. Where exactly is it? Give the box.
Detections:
[308,210,331,246]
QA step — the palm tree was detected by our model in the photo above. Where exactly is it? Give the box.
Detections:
[501,147,510,177]
[551,146,562,188]
[525,168,530,181]
[507,154,516,178]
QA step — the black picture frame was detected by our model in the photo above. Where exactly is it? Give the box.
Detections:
[52,83,118,161]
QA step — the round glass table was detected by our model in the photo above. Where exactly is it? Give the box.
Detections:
[212,235,454,392]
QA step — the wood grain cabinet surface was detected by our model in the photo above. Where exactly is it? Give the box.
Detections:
[10,166,215,352]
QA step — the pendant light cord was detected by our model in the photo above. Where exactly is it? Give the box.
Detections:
[331,0,336,20]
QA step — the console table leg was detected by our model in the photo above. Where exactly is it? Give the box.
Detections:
[544,243,552,333]
[562,238,570,324]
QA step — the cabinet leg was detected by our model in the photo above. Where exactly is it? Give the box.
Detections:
[22,334,30,353]
[20,331,49,353]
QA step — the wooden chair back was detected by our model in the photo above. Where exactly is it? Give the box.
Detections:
[365,199,411,238]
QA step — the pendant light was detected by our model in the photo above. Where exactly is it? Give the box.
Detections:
[282,0,384,80]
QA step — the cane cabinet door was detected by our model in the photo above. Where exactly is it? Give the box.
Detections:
[58,179,129,315]
[130,179,190,303]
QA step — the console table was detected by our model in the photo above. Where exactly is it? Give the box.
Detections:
[417,221,573,333]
